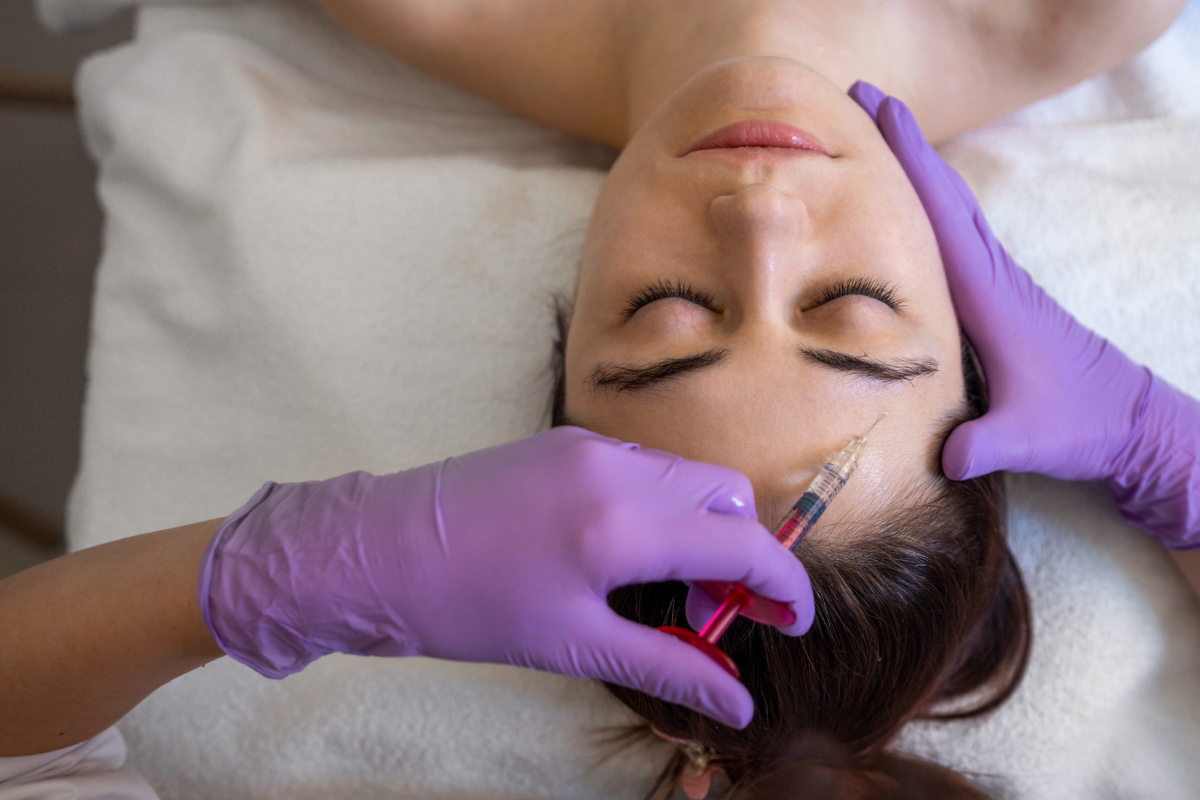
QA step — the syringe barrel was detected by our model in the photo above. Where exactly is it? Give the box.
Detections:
[810,463,849,502]
[825,437,866,481]
[775,435,868,551]
[775,458,855,551]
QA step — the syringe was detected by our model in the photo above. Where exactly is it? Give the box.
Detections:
[657,415,883,678]
[774,414,882,552]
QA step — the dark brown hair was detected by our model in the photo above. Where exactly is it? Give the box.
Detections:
[549,302,1031,799]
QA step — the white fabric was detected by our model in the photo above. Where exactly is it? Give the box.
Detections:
[0,727,158,800]
[42,0,1200,796]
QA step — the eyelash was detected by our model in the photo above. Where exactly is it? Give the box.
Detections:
[812,277,904,311]
[622,280,720,319]
[622,276,903,318]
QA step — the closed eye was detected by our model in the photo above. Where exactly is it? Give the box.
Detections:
[810,277,904,311]
[622,279,720,319]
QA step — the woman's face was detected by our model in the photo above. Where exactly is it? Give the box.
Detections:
[564,57,965,531]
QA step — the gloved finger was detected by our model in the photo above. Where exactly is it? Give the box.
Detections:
[634,448,759,519]
[864,91,995,259]
[875,98,993,271]
[848,80,887,121]
[586,614,756,729]
[933,156,1014,264]
[605,514,815,635]
[942,418,1005,480]
[685,582,723,631]
[943,410,1042,479]
[683,461,758,519]
[876,97,1006,338]
[683,574,816,638]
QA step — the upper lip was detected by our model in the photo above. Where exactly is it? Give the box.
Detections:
[684,120,832,157]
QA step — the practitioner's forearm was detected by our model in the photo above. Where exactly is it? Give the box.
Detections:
[0,518,226,756]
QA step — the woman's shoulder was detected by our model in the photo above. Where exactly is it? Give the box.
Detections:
[963,0,1184,68]
[902,0,1185,140]
[314,0,630,147]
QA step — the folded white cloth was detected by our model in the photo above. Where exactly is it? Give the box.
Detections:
[0,727,158,800]
[45,0,1200,796]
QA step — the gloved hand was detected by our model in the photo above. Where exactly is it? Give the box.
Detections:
[849,81,1200,548]
[198,426,814,728]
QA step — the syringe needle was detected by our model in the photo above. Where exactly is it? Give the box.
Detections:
[861,412,886,443]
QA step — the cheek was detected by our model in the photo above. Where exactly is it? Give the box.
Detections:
[819,172,954,325]
[585,139,673,249]
[581,194,709,313]
[856,161,943,270]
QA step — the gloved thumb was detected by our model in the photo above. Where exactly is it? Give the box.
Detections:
[942,417,1010,480]
[848,80,887,121]
[685,582,724,632]
[598,615,755,728]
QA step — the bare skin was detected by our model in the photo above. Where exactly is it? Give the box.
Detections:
[1171,550,1200,601]
[0,0,1188,759]
[0,519,225,756]
[315,0,1185,147]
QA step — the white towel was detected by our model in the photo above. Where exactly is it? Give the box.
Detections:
[55,0,1200,796]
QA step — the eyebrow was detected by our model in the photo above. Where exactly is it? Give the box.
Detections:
[797,346,939,382]
[588,346,938,394]
[590,349,731,393]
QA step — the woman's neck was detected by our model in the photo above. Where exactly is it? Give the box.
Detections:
[616,1,918,142]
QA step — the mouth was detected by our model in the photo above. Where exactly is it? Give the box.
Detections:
[683,120,832,156]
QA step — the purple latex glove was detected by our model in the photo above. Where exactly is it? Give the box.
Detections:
[198,426,814,728]
[850,81,1200,549]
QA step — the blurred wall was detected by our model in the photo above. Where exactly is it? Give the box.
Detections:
[0,2,132,577]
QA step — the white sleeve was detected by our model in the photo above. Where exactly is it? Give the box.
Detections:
[0,727,160,800]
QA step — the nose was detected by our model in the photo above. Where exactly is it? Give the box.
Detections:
[708,182,811,245]
[707,183,813,321]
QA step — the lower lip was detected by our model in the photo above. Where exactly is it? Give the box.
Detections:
[684,120,831,156]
